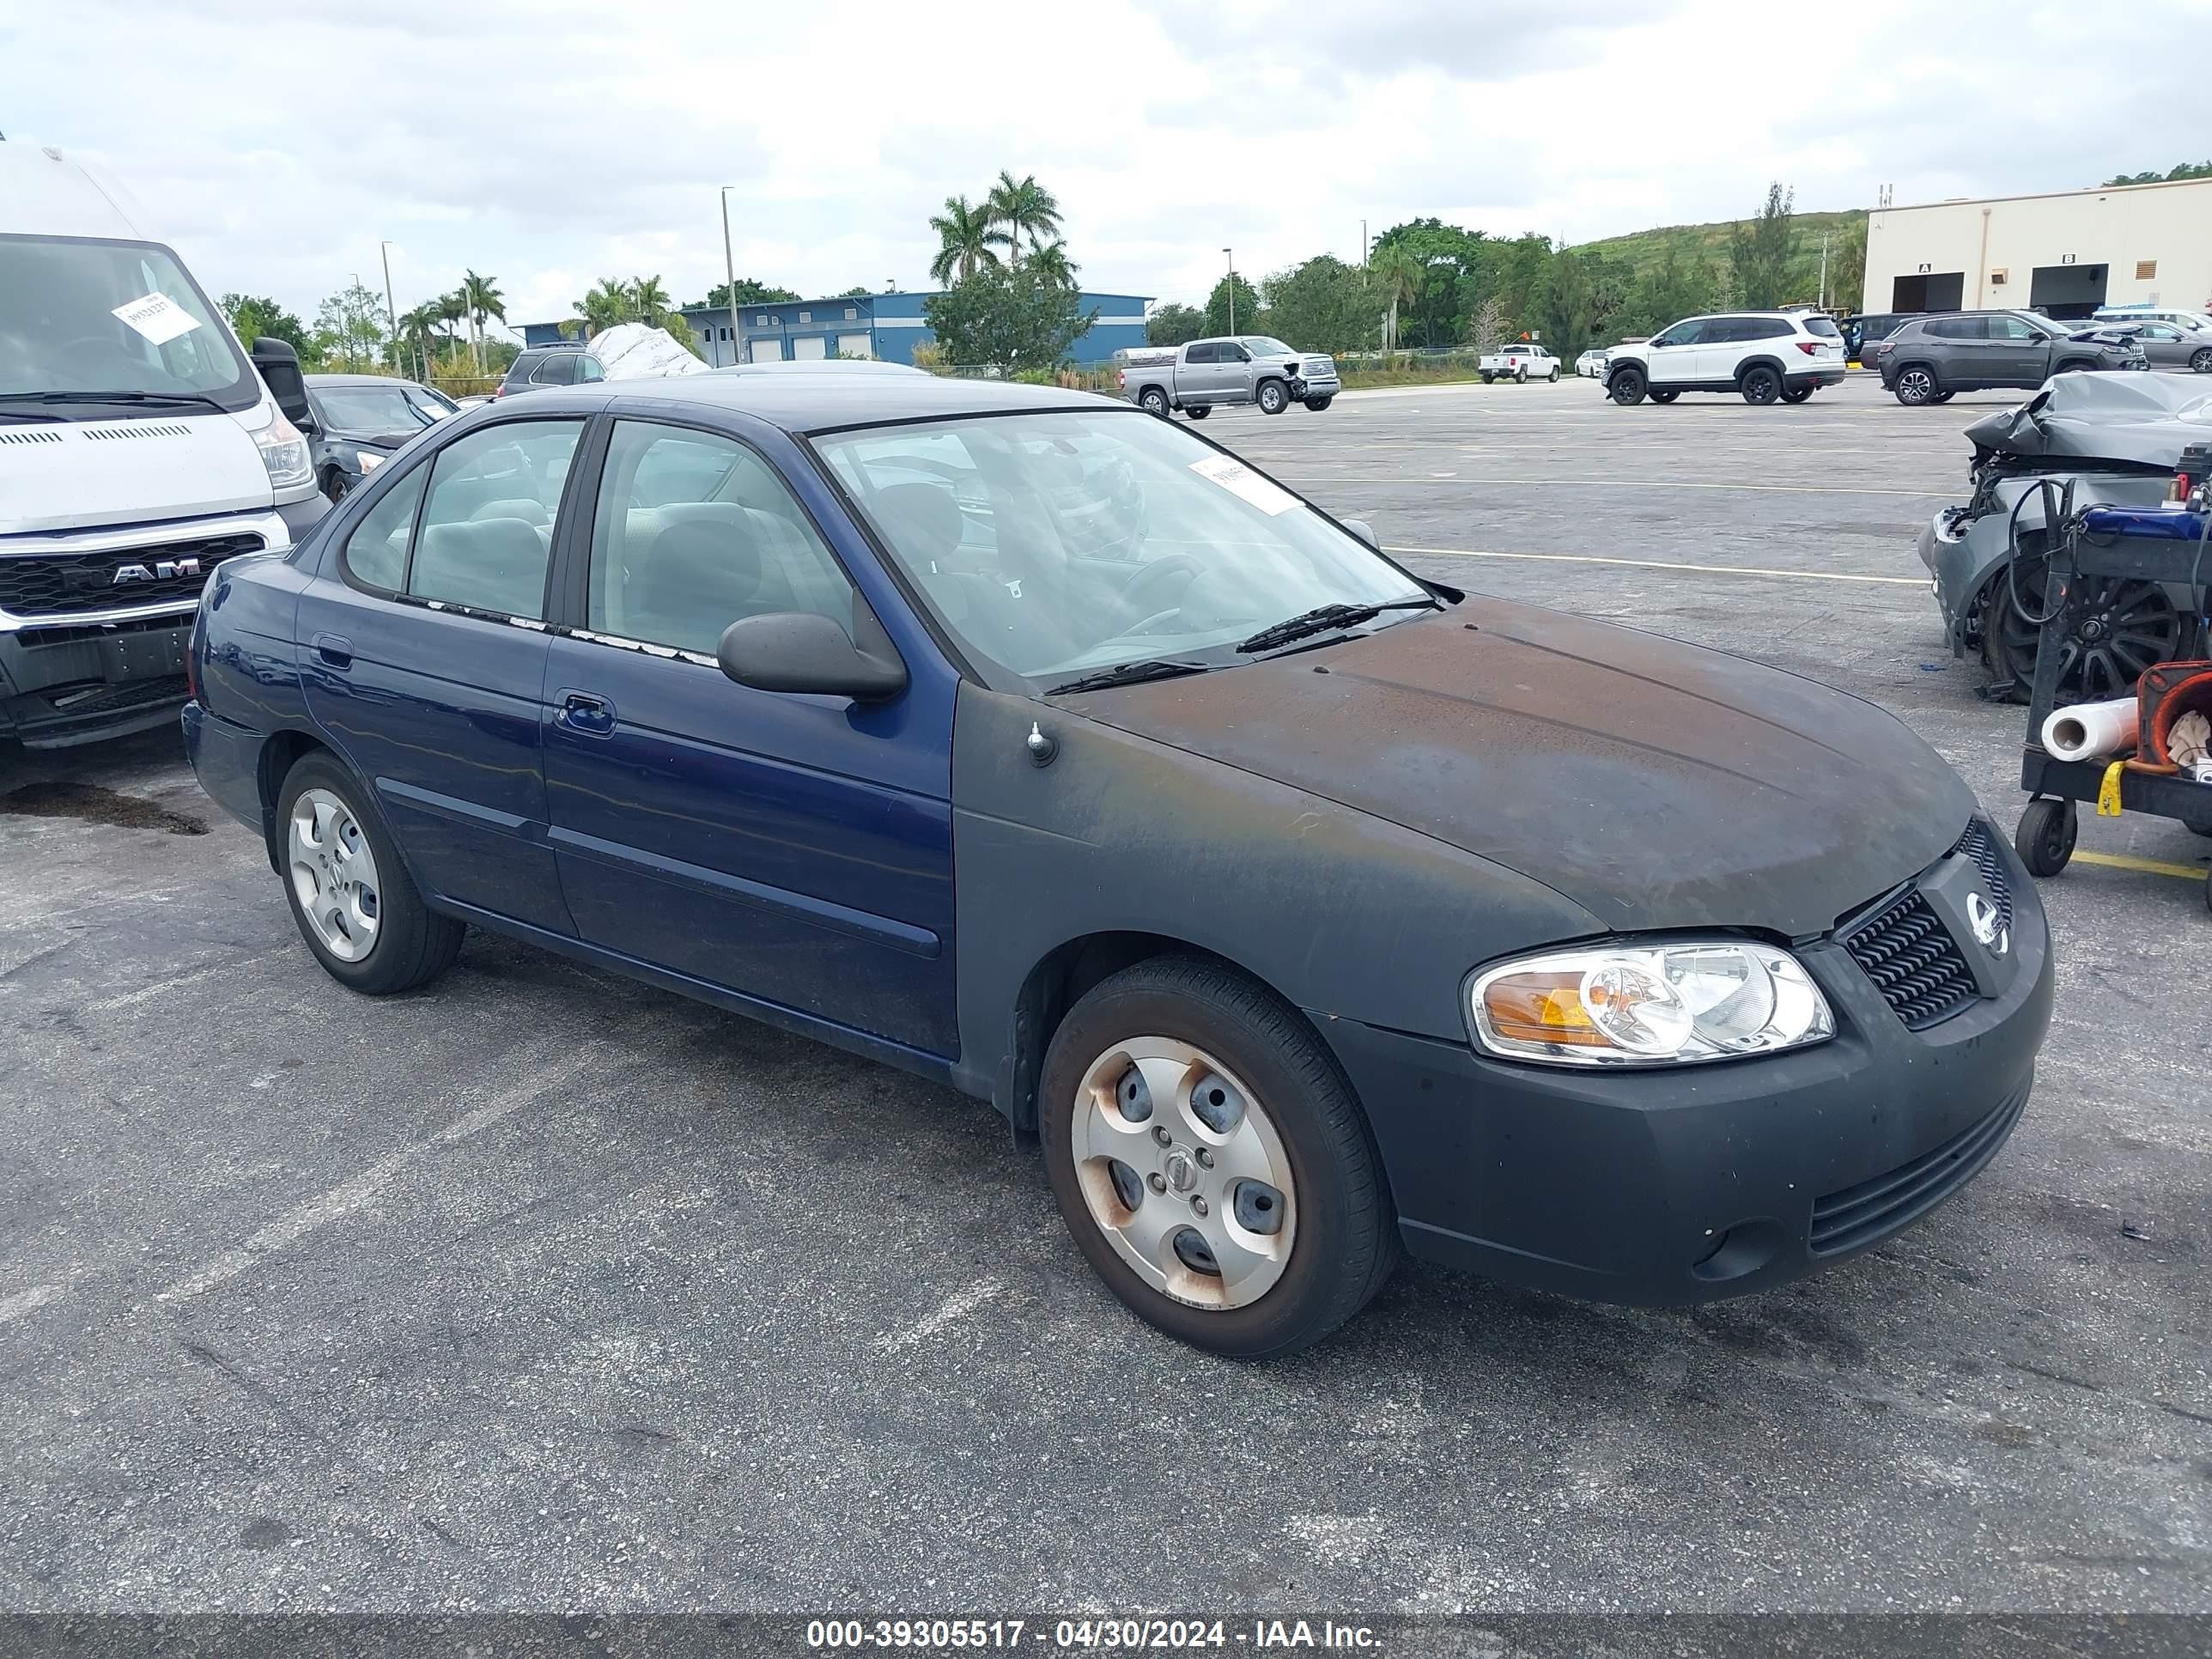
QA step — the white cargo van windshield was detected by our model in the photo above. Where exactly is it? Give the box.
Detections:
[0,233,258,415]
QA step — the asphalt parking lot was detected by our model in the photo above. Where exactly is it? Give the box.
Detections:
[2,372,2207,1617]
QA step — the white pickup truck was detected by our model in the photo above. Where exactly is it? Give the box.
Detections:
[1121,335,1341,418]
[1480,342,1560,384]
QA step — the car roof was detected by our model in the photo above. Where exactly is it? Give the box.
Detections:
[462,373,1115,436]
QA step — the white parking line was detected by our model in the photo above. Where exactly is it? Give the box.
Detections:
[875,1275,1006,1351]
[1385,544,1932,586]
[0,1283,63,1327]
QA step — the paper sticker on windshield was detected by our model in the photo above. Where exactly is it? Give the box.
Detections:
[1189,454,1300,516]
[112,292,201,346]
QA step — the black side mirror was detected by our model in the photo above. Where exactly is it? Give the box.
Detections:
[717,609,908,702]
[1341,519,1380,550]
[252,337,315,429]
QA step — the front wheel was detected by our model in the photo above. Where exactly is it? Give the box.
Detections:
[1138,386,1170,418]
[1040,957,1396,1358]
[1302,396,1333,411]
[320,470,349,505]
[1608,368,1647,405]
[276,754,465,994]
[2014,798,2077,878]
[1256,379,1290,415]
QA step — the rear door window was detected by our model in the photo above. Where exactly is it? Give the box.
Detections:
[406,420,586,620]
[1802,316,1842,338]
[531,353,577,386]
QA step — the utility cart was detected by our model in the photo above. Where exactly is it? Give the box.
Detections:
[2014,502,2212,912]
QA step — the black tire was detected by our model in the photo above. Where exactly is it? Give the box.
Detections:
[1515,367,1528,384]
[1548,366,1560,382]
[1481,373,1494,385]
[276,753,465,994]
[1184,404,1211,420]
[2191,348,2212,374]
[1980,545,2181,703]
[1608,367,1647,405]
[1039,956,1397,1358]
[1649,388,1679,404]
[1138,386,1169,418]
[1894,365,1939,406]
[1930,391,1956,403]
[1780,384,1813,404]
[1741,365,1782,405]
[1256,379,1290,415]
[1302,396,1333,411]
[2014,798,2076,878]
[321,470,349,504]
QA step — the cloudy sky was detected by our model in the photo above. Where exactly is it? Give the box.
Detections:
[6,0,2207,337]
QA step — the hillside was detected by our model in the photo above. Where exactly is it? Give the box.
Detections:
[1573,208,1867,274]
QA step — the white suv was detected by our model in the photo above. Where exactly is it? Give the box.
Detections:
[1605,312,1848,406]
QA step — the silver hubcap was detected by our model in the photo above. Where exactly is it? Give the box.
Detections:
[288,787,381,963]
[1071,1037,1297,1310]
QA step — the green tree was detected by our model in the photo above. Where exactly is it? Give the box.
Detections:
[312,281,387,373]
[1204,270,1262,337]
[922,262,1097,373]
[1368,241,1425,350]
[928,193,1001,285]
[394,301,447,379]
[436,289,469,358]
[1729,182,1796,310]
[1826,216,1867,313]
[835,285,874,298]
[1619,242,1720,337]
[659,313,700,353]
[568,276,639,338]
[984,171,1063,268]
[1258,256,1379,354]
[1025,240,1078,289]
[629,274,675,326]
[460,270,505,372]
[2103,161,2212,185]
[1535,246,1627,358]
[219,294,314,362]
[1146,302,1206,346]
[696,278,800,308]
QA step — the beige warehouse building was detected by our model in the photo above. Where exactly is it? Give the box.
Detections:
[1863,176,2212,318]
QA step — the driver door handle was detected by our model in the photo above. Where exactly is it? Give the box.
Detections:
[557,689,616,735]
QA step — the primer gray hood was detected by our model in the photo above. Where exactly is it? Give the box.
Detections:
[1966,372,2212,471]
[1061,598,1978,938]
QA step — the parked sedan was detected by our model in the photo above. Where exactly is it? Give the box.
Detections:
[1575,348,1608,379]
[2093,319,2212,373]
[302,374,459,501]
[183,375,2052,1357]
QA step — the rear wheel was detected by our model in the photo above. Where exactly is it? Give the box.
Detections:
[1481,373,1495,384]
[1040,957,1396,1358]
[1184,404,1211,420]
[1256,379,1290,415]
[2191,347,2212,374]
[2014,799,2077,878]
[1139,386,1169,417]
[1741,365,1782,404]
[276,754,464,994]
[1608,368,1647,405]
[1895,365,1938,405]
[1548,366,1560,382]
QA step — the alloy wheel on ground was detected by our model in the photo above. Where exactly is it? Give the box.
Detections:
[2193,348,2212,374]
[1897,368,1936,405]
[288,787,382,963]
[1990,559,2183,702]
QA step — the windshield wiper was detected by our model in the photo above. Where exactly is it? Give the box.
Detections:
[1046,658,1213,696]
[1237,595,1443,654]
[0,390,227,412]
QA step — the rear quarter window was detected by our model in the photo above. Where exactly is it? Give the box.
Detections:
[1802,317,1842,338]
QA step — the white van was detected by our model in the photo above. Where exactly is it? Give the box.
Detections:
[1,142,324,749]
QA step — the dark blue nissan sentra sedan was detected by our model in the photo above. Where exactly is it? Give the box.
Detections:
[185,374,2053,1356]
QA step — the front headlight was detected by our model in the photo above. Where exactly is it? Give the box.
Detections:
[246,403,313,491]
[1469,939,1833,1067]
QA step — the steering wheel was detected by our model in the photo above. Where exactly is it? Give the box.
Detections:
[1116,554,1205,621]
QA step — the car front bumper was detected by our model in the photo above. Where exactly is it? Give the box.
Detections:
[1316,835,2053,1306]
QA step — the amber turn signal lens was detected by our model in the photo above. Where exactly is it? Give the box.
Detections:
[1480,970,1611,1047]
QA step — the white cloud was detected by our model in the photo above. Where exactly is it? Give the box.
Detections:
[4,0,2206,327]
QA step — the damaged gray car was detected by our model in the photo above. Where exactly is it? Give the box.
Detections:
[1917,372,2209,702]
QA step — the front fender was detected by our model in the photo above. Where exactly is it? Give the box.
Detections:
[947,684,1601,1114]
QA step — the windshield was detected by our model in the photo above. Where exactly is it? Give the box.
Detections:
[315,383,451,434]
[817,409,1431,683]
[1244,337,1297,357]
[0,234,255,413]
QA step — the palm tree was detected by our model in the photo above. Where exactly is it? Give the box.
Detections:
[1024,240,1078,289]
[629,274,673,327]
[436,289,468,363]
[1369,242,1424,352]
[927,195,1000,286]
[397,302,443,380]
[984,171,1062,269]
[571,276,637,338]
[460,269,505,372]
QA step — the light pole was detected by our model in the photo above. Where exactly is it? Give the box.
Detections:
[1223,247,1234,333]
[379,240,402,376]
[720,185,741,368]
[1361,220,1368,267]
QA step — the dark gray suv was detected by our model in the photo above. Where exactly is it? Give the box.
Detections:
[1879,311,2146,405]
[494,342,605,400]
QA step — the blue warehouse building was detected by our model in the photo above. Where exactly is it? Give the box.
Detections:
[521,288,1151,368]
